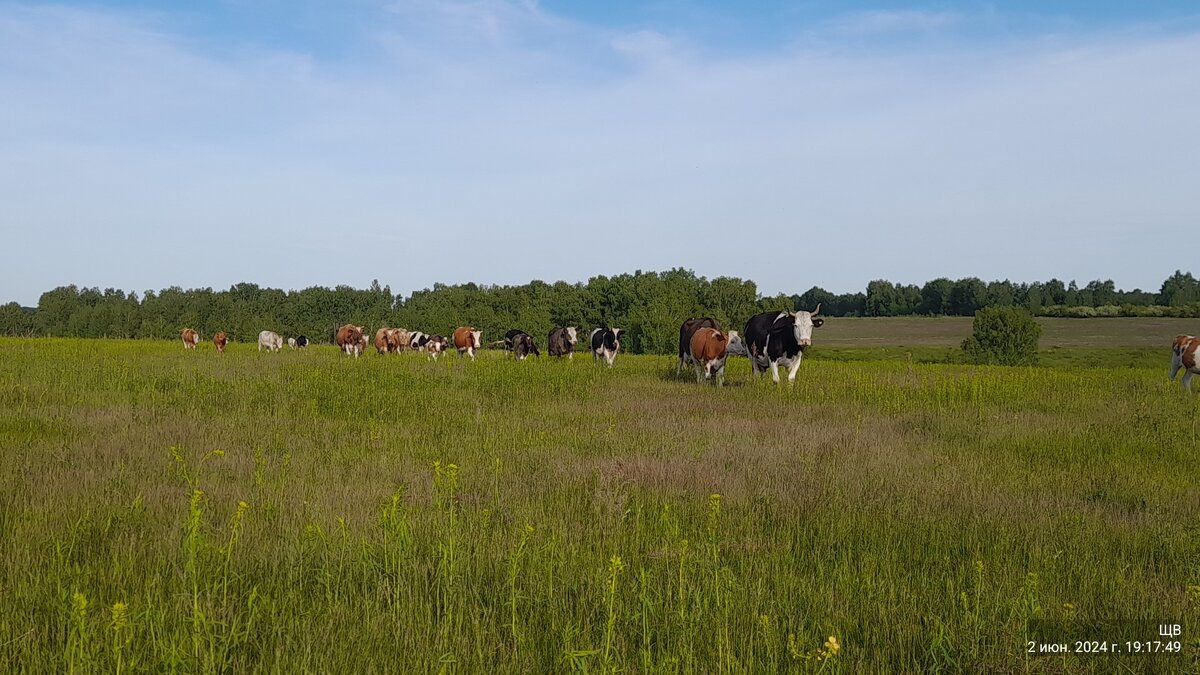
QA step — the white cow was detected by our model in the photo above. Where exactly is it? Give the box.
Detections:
[258,330,283,352]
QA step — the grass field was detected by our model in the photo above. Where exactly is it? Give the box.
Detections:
[1,325,1198,673]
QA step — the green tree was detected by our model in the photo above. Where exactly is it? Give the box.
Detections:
[1158,270,1200,306]
[865,280,897,316]
[0,302,35,335]
[961,307,1041,366]
[949,278,987,316]
[920,278,953,315]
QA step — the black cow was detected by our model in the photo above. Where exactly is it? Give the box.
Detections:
[504,329,530,351]
[743,306,823,384]
[678,317,721,375]
[295,335,309,349]
[548,327,578,358]
[590,327,623,368]
[512,333,540,360]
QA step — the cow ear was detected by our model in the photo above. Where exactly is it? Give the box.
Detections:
[812,318,824,328]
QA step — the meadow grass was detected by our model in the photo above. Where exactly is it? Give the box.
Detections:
[820,316,1195,349]
[0,337,1198,673]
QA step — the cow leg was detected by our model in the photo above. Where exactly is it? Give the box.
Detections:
[1170,359,1181,380]
[769,360,780,384]
[786,354,804,384]
[1184,371,1194,391]
[694,363,704,383]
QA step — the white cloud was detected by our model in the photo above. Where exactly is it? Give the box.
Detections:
[0,2,1197,303]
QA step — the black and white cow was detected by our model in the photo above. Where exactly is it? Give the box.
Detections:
[295,335,309,349]
[408,331,430,351]
[504,329,529,351]
[590,327,623,368]
[512,333,540,360]
[677,317,721,375]
[548,327,578,358]
[743,306,823,384]
[425,335,447,360]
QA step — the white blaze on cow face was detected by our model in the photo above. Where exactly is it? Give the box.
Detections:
[566,327,577,345]
[471,330,482,349]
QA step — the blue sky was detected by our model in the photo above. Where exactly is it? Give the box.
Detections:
[2,1,1198,305]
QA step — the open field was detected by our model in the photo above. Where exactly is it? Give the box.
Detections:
[820,316,1197,348]
[815,317,1197,370]
[1,335,1199,672]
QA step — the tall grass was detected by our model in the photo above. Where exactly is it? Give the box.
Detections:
[0,337,1197,672]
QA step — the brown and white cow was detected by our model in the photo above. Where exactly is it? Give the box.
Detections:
[374,328,396,355]
[389,328,410,353]
[453,327,483,361]
[213,331,228,353]
[1171,335,1200,390]
[181,328,199,350]
[336,324,366,358]
[689,328,744,386]
[678,317,720,375]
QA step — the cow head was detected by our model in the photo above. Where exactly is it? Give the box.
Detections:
[792,305,822,347]
[605,328,622,351]
[471,330,482,349]
[725,330,746,356]
[565,327,578,345]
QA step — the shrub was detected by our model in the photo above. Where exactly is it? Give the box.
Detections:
[961,307,1041,366]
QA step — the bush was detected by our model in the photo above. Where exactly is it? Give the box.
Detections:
[961,307,1041,366]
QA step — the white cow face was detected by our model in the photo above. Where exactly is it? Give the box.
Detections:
[792,305,823,347]
[725,330,746,356]
[471,330,482,348]
[565,327,578,345]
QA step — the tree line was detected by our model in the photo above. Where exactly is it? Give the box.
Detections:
[1,269,1197,353]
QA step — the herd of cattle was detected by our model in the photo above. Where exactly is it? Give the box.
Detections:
[179,317,1200,388]
[177,306,827,384]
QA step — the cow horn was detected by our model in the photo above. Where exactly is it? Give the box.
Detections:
[811,303,820,317]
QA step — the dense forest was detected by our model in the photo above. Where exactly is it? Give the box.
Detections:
[2,270,1198,354]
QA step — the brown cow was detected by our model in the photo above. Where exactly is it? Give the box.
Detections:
[1171,334,1200,390]
[213,331,228,353]
[181,328,199,350]
[336,324,366,358]
[689,327,744,386]
[678,317,720,375]
[453,326,483,361]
